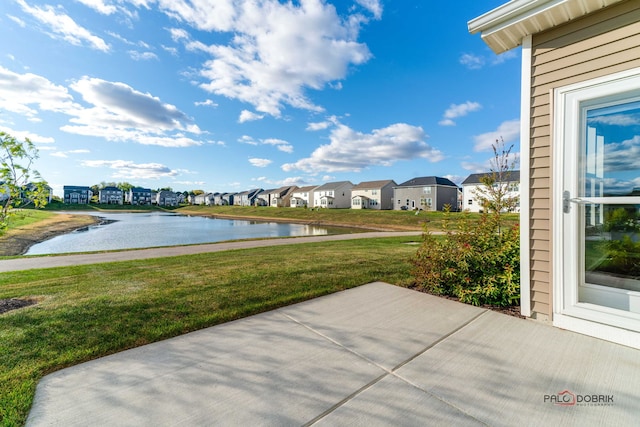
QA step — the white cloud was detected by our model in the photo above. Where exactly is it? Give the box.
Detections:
[307,115,339,131]
[354,0,383,19]
[75,0,118,15]
[0,126,55,144]
[0,66,79,119]
[50,151,68,158]
[283,122,442,174]
[8,15,26,27]
[262,138,293,153]
[459,53,484,70]
[128,50,158,61]
[306,121,332,131]
[82,159,179,179]
[164,0,375,117]
[238,135,292,152]
[16,0,110,51]
[62,76,203,147]
[439,101,481,126]
[460,50,518,70]
[251,176,308,186]
[195,99,218,108]
[238,135,258,145]
[248,157,272,168]
[604,135,640,172]
[473,119,520,152]
[588,114,640,126]
[238,110,264,123]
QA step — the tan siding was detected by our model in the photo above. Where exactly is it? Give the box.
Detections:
[531,146,550,159]
[531,209,550,221]
[531,250,549,263]
[528,0,640,319]
[531,220,550,230]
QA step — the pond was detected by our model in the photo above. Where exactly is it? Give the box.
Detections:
[26,212,359,255]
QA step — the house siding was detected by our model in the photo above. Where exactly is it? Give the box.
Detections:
[528,0,640,318]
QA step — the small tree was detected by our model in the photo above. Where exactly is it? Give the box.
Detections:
[474,137,519,214]
[0,132,49,233]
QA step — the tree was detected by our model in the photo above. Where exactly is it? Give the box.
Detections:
[473,137,519,214]
[0,132,49,233]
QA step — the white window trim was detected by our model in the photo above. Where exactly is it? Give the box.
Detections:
[552,66,640,349]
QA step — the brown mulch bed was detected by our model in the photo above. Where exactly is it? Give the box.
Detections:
[0,298,36,315]
[409,285,525,319]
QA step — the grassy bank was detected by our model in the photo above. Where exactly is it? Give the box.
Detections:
[0,236,417,426]
[0,212,100,257]
[177,205,516,231]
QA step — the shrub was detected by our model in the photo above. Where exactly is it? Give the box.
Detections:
[411,208,520,307]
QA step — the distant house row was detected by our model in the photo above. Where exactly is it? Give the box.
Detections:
[63,186,185,207]
[63,172,520,212]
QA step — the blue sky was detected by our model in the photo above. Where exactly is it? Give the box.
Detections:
[0,0,521,196]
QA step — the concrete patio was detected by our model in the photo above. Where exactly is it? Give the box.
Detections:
[27,282,639,426]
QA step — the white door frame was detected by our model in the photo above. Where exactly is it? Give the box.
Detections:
[552,68,640,349]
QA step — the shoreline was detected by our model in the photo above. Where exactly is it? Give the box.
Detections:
[0,213,101,256]
[0,210,422,257]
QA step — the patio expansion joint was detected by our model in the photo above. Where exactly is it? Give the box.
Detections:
[283,309,490,426]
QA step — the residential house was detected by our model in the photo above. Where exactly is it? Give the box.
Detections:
[156,190,178,206]
[351,180,397,210]
[63,185,92,204]
[270,186,297,207]
[194,193,207,205]
[20,182,53,204]
[393,177,459,211]
[313,181,353,209]
[206,192,219,206]
[470,0,640,348]
[289,185,317,208]
[220,193,235,206]
[462,171,520,213]
[98,186,123,205]
[236,189,262,206]
[255,189,274,207]
[129,187,152,206]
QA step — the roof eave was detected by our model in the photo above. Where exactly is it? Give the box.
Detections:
[468,0,626,54]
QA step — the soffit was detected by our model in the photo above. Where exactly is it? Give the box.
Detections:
[468,0,627,53]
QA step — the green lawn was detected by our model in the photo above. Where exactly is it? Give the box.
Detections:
[0,236,418,426]
[4,211,55,230]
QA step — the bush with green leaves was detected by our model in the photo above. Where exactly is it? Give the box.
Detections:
[411,208,520,307]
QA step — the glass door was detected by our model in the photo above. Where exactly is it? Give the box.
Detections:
[563,97,640,331]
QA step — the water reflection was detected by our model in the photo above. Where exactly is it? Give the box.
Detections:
[26,212,356,255]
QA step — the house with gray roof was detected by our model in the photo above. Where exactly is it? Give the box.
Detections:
[313,181,353,209]
[393,176,459,211]
[236,189,262,206]
[255,189,275,206]
[98,186,123,205]
[63,185,93,204]
[289,185,318,208]
[462,170,520,213]
[351,180,397,210]
[270,186,298,207]
[129,187,152,205]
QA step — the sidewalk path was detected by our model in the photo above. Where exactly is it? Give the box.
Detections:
[0,231,422,272]
[27,282,639,426]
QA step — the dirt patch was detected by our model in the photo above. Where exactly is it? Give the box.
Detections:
[0,213,100,256]
[0,298,36,314]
